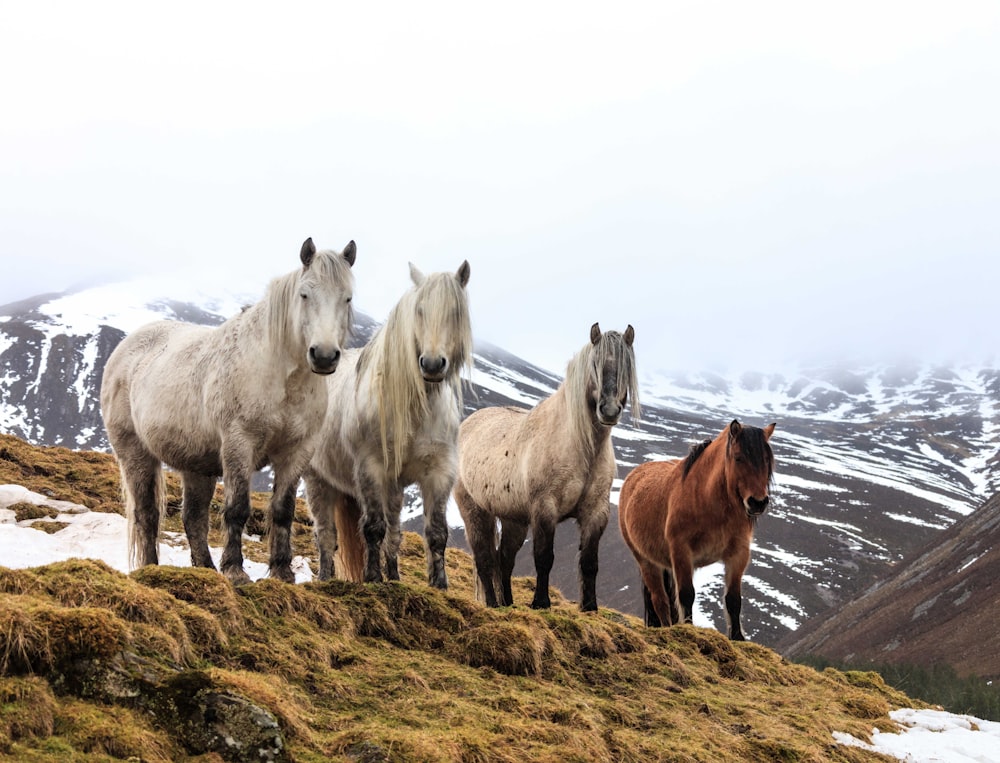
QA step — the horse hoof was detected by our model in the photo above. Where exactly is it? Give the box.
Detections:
[529,599,551,610]
[223,567,252,586]
[270,566,295,584]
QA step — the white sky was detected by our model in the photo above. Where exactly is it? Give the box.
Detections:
[2,1,998,373]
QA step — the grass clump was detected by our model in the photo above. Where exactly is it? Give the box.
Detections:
[0,435,926,761]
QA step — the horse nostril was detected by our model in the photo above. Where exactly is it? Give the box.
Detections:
[419,356,446,376]
[309,346,340,371]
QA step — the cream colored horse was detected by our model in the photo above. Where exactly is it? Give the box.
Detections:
[100,238,356,584]
[304,261,471,588]
[455,323,639,611]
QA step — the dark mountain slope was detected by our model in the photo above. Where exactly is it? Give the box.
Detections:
[777,492,1000,680]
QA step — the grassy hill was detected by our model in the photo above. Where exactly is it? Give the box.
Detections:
[0,434,919,761]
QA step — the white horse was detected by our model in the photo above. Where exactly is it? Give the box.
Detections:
[455,323,639,611]
[100,238,356,584]
[303,260,471,588]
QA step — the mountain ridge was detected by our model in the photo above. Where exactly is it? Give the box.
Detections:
[1,279,998,649]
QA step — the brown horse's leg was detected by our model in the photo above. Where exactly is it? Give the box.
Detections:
[181,472,217,569]
[724,548,751,640]
[671,552,696,625]
[303,469,339,581]
[219,444,253,586]
[664,568,680,625]
[638,561,672,627]
[498,519,528,606]
[529,514,557,609]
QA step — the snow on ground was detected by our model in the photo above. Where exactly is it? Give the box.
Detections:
[2,482,999,761]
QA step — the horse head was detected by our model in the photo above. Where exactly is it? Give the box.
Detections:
[408,260,472,383]
[725,419,776,518]
[295,237,356,374]
[588,322,639,427]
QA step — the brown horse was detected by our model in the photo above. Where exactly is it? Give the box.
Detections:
[618,419,775,640]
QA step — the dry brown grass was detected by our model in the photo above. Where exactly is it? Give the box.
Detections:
[0,434,919,761]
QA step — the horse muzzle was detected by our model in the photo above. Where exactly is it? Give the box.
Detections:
[419,355,448,383]
[597,400,622,427]
[309,346,341,375]
[744,495,769,517]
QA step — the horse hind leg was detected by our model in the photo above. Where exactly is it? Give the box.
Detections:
[382,491,403,582]
[638,560,673,627]
[497,519,528,607]
[181,472,217,569]
[117,445,165,570]
[454,478,501,607]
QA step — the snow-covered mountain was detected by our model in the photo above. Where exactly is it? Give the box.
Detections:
[1,280,998,647]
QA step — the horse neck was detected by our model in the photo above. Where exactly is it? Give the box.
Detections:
[692,437,737,507]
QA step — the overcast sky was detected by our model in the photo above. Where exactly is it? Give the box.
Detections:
[2,2,998,374]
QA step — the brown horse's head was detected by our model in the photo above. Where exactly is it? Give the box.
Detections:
[725,419,776,518]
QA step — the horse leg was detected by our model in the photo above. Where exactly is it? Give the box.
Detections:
[455,479,501,607]
[664,567,680,625]
[577,503,609,612]
[181,472,217,569]
[418,470,454,590]
[642,583,662,627]
[498,519,528,606]
[637,560,672,627]
[267,480,298,584]
[303,469,339,581]
[219,443,254,586]
[354,459,388,583]
[382,491,403,582]
[671,551,697,626]
[529,514,557,609]
[723,547,751,641]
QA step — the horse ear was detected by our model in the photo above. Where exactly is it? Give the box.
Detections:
[763,422,776,440]
[457,260,471,287]
[624,324,635,347]
[728,419,742,440]
[409,262,426,286]
[300,238,316,268]
[590,322,601,345]
[342,240,357,267]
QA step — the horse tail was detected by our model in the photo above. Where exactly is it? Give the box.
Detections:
[122,460,166,570]
[334,494,366,582]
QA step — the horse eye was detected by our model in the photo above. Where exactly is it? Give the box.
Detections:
[346,296,352,303]
[300,292,308,300]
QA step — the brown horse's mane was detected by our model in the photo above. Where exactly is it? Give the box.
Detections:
[681,439,712,479]
[681,425,775,482]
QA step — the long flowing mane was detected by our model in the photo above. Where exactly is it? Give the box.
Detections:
[265,249,356,351]
[358,271,472,474]
[562,328,640,460]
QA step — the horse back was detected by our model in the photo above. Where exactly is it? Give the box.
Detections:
[618,459,681,566]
